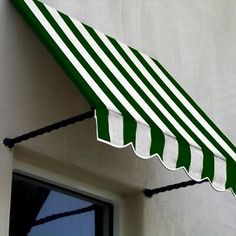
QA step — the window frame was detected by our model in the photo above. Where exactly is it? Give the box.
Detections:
[10,172,114,236]
[12,159,122,236]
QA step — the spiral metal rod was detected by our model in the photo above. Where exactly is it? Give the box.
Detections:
[3,109,94,148]
[143,179,208,197]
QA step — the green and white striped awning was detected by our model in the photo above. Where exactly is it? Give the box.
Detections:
[12,0,236,195]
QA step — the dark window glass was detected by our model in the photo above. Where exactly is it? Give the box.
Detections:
[10,173,113,236]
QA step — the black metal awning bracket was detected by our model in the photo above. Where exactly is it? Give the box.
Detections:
[3,109,95,149]
[143,179,208,197]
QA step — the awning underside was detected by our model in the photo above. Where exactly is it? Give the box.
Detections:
[12,0,236,195]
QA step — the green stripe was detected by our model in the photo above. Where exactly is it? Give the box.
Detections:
[176,135,191,171]
[201,148,215,182]
[150,127,165,159]
[96,108,110,141]
[226,158,236,193]
[123,115,137,146]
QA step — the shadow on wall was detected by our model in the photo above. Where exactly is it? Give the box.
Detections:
[0,0,89,139]
[13,145,141,196]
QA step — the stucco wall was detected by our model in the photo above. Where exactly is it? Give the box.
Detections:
[0,0,235,235]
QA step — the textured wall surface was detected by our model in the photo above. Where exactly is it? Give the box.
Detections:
[0,0,236,235]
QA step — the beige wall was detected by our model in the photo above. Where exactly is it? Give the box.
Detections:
[0,0,236,235]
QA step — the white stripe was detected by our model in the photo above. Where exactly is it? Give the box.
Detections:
[117,41,225,160]
[135,122,152,158]
[108,110,124,146]
[212,156,227,190]
[189,147,204,180]
[24,0,119,115]
[162,135,179,169]
[44,5,147,126]
[71,19,176,137]
[141,53,236,161]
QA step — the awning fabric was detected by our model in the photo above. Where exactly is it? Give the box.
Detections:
[12,0,236,195]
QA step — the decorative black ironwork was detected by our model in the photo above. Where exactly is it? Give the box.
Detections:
[143,179,208,197]
[3,109,94,148]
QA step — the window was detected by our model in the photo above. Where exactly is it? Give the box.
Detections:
[10,173,113,236]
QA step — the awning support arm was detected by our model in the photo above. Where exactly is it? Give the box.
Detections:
[3,109,94,149]
[143,179,208,197]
